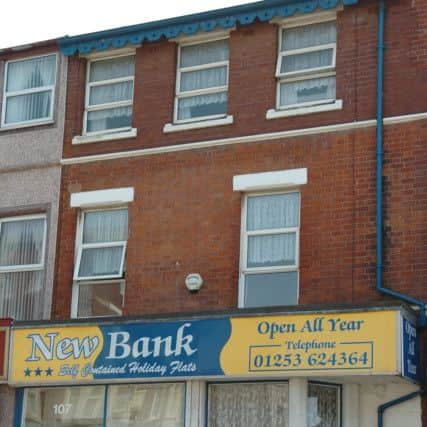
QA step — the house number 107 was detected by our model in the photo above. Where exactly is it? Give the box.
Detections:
[53,404,72,415]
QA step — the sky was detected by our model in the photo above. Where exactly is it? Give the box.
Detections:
[0,0,258,49]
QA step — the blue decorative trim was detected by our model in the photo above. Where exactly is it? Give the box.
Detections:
[59,0,358,56]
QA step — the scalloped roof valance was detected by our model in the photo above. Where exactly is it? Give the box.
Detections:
[59,0,359,56]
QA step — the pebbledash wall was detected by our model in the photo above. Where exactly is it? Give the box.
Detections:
[2,0,427,426]
[0,42,67,319]
[0,42,67,427]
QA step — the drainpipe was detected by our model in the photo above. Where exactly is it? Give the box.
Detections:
[375,1,425,425]
[374,0,426,327]
[378,390,423,427]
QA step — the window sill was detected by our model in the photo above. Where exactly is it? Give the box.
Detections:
[0,119,55,132]
[266,100,343,119]
[163,115,233,133]
[72,128,137,145]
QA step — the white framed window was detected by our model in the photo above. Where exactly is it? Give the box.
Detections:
[0,214,47,320]
[23,386,106,427]
[84,54,135,135]
[239,191,300,308]
[72,279,125,318]
[308,382,341,427]
[208,380,341,427]
[21,383,186,427]
[208,382,290,426]
[72,208,128,318]
[275,16,336,110]
[107,383,185,426]
[174,37,229,123]
[74,208,128,281]
[1,53,57,128]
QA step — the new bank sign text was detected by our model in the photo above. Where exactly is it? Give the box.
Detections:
[9,310,418,384]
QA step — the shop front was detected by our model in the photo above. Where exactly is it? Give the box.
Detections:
[9,306,421,427]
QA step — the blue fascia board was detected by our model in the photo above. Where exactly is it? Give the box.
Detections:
[59,0,359,56]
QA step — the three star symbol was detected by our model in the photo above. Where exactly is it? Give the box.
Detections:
[23,367,53,377]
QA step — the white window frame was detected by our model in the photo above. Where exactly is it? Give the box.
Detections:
[73,207,127,281]
[174,35,229,124]
[0,214,47,274]
[71,279,125,319]
[275,14,337,111]
[238,190,300,308]
[1,53,57,129]
[207,381,291,426]
[308,381,341,427]
[83,53,135,137]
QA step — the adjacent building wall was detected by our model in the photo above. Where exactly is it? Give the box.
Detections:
[0,46,67,319]
[0,45,67,427]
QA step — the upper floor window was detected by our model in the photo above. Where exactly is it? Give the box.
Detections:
[174,38,229,123]
[72,208,128,318]
[84,55,135,135]
[240,192,300,308]
[1,54,57,127]
[276,19,336,110]
[0,215,46,320]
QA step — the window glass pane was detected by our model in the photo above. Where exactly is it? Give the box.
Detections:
[208,382,289,427]
[6,55,56,91]
[282,21,336,51]
[86,106,132,132]
[79,246,124,278]
[247,193,300,231]
[308,383,339,427]
[180,39,229,68]
[177,92,227,120]
[0,218,45,266]
[248,233,296,267]
[0,270,43,320]
[244,272,298,308]
[5,91,52,124]
[83,210,128,244]
[180,65,227,92]
[107,383,185,427]
[280,48,334,74]
[77,282,124,318]
[89,81,133,106]
[279,76,335,107]
[89,56,135,82]
[22,386,105,427]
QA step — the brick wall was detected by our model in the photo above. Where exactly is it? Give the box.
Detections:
[60,1,427,155]
[52,118,427,317]
[53,0,427,318]
[61,5,380,159]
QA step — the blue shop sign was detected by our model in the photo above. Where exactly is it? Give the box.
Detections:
[402,318,420,382]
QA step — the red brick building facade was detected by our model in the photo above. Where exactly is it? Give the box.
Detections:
[1,0,427,426]
[55,0,427,316]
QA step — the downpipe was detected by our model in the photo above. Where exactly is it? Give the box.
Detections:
[374,0,426,327]
[376,0,425,425]
[378,390,424,427]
